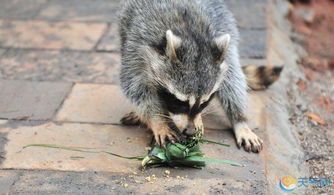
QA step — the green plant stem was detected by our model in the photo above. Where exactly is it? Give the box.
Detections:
[200,139,230,147]
[24,144,145,160]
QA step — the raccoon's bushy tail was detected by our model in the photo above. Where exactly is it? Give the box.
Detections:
[242,65,283,90]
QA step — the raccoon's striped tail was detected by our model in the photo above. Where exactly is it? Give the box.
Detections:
[242,65,283,90]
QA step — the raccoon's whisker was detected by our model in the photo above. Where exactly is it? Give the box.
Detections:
[201,111,219,117]
[154,114,172,120]
[201,112,213,117]
[201,108,218,116]
[202,108,215,113]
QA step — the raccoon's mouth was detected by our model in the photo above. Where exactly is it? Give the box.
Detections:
[157,86,216,133]
[168,112,204,137]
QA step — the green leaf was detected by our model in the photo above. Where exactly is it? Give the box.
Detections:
[174,143,187,150]
[103,151,144,160]
[188,151,203,157]
[199,139,230,147]
[141,155,165,167]
[185,156,242,167]
[24,136,241,169]
[171,159,206,168]
[187,144,201,153]
[149,145,165,156]
[167,143,187,159]
[141,156,152,167]
[24,144,98,153]
[24,144,145,160]
[156,152,167,160]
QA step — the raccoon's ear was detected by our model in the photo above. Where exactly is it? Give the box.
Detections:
[166,30,182,63]
[214,34,231,63]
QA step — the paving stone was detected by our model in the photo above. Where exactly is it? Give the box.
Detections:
[239,29,267,58]
[0,49,120,84]
[0,20,107,50]
[0,171,18,193]
[6,169,265,194]
[0,120,265,193]
[96,23,120,52]
[7,170,120,195]
[0,120,8,165]
[0,0,47,19]
[0,170,19,194]
[56,84,132,124]
[35,0,121,22]
[0,121,150,172]
[226,0,267,29]
[0,48,6,56]
[0,80,72,120]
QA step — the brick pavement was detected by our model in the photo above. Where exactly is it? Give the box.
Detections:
[0,0,272,194]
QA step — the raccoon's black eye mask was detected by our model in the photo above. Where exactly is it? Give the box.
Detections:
[157,88,189,114]
[157,88,216,116]
[189,92,216,118]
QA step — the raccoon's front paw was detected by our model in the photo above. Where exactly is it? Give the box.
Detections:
[152,125,179,147]
[234,123,263,153]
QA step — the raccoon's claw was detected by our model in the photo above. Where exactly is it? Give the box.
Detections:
[236,135,263,153]
[235,123,263,153]
[153,129,179,148]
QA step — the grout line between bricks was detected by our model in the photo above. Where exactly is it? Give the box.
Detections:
[0,18,115,25]
[0,168,126,175]
[0,46,120,54]
[0,78,119,87]
[0,117,123,127]
[0,17,265,29]
[93,22,112,51]
[0,117,230,133]
[53,120,121,126]
[0,48,9,58]
[30,0,51,19]
[51,82,75,121]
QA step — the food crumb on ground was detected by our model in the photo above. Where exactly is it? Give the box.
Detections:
[164,170,170,175]
[145,176,151,182]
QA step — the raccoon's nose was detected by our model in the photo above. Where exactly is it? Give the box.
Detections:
[184,124,196,134]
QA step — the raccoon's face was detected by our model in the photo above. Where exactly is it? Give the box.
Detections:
[157,86,216,133]
[143,30,231,132]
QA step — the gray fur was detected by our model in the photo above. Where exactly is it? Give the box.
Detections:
[119,0,247,126]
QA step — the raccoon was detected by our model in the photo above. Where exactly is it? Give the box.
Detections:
[119,0,282,153]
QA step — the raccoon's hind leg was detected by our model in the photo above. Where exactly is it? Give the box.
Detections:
[121,111,142,126]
